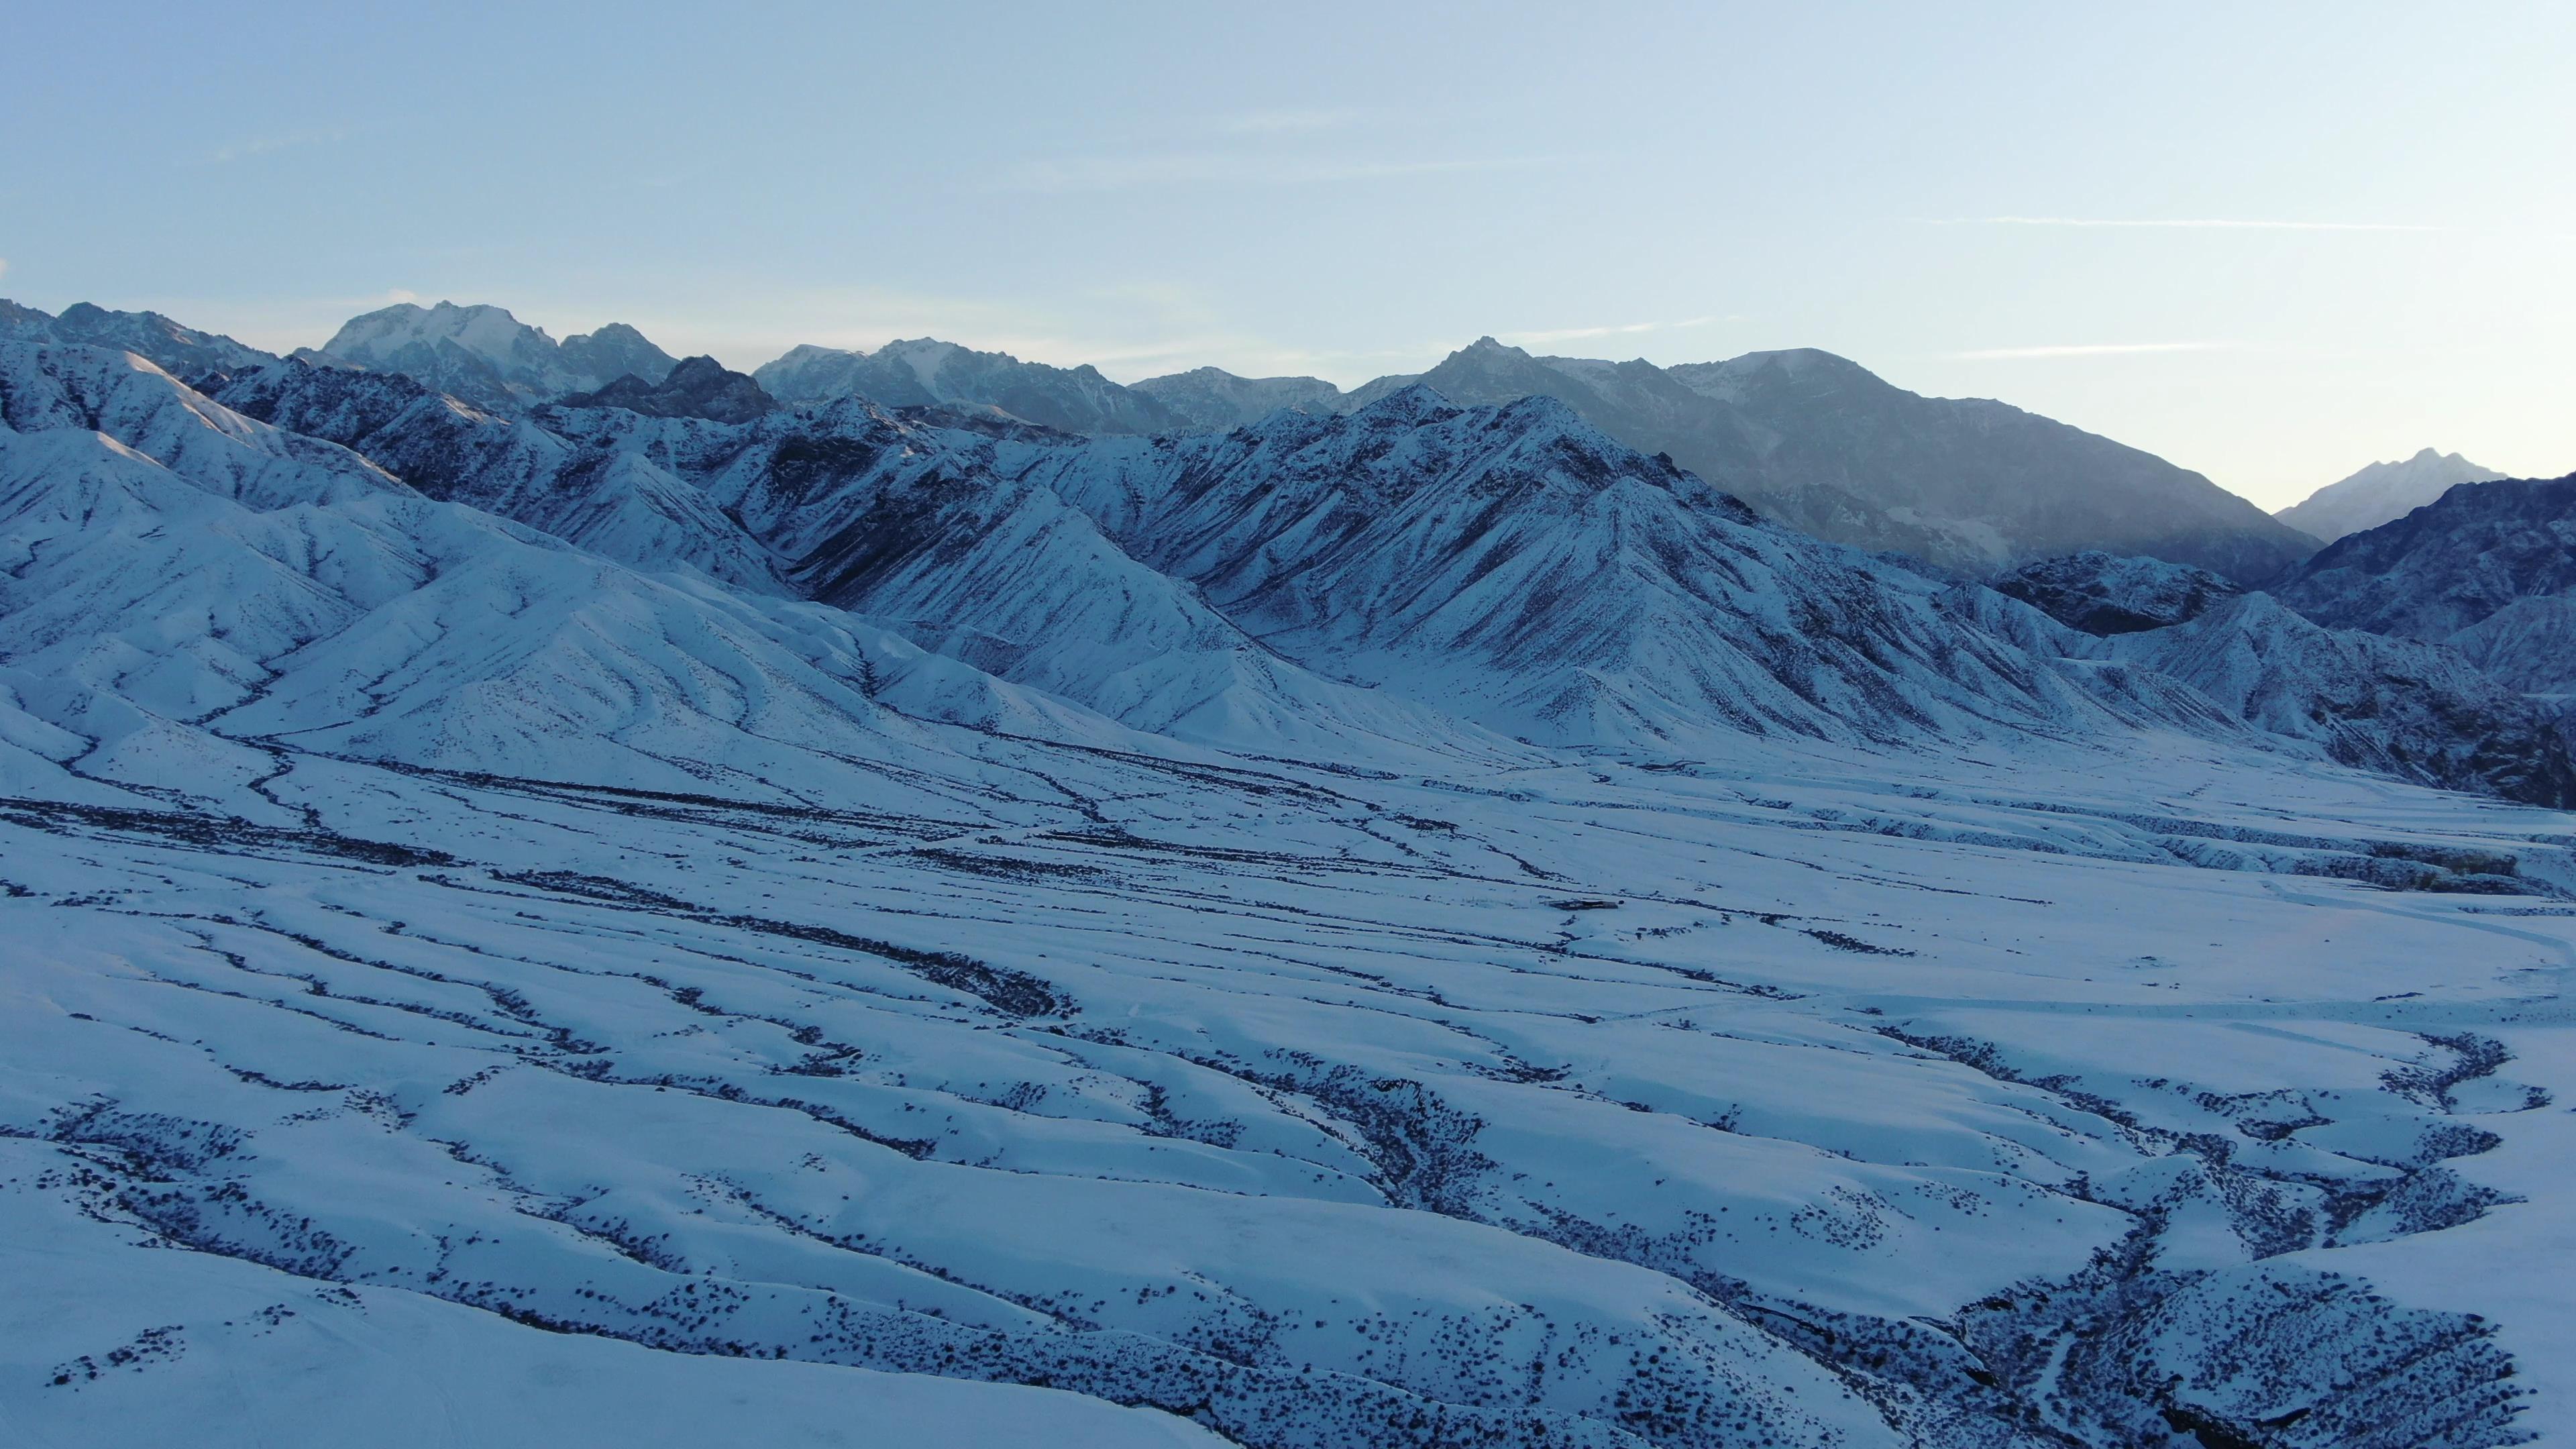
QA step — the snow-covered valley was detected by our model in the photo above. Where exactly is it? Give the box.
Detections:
[3,341,2569,1448]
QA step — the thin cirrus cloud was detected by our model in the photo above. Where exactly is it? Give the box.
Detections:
[1952,341,2236,360]
[997,151,1560,194]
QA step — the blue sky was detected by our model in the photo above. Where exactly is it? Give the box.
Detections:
[5,1,2569,506]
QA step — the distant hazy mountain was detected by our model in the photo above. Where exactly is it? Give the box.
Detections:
[754,339,1187,435]
[2276,472,2576,695]
[0,297,276,379]
[557,355,777,423]
[313,301,678,410]
[2274,448,2506,544]
[1348,339,2319,585]
[1127,366,1345,430]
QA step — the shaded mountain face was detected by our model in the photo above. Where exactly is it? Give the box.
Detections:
[2275,474,2576,641]
[2275,448,2505,544]
[753,339,1188,435]
[313,301,678,410]
[0,298,277,380]
[1380,339,2319,586]
[2275,472,2576,698]
[1994,552,2244,636]
[557,355,777,423]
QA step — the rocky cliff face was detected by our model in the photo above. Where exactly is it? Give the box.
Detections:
[1994,552,2244,635]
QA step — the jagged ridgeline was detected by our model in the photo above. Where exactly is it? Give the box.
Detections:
[0,329,2559,1448]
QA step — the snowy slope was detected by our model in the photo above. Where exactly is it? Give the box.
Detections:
[2276,448,2506,545]
[1,720,2563,1448]
[1013,390,2279,756]
[2101,593,2576,806]
[0,347,1161,802]
[216,360,1515,761]
[217,358,786,593]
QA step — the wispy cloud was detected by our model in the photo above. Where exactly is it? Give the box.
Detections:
[0,258,9,282]
[998,152,1558,194]
[1221,107,1364,135]
[1952,341,2235,360]
[1502,316,1729,347]
[210,128,347,164]
[1931,215,2446,233]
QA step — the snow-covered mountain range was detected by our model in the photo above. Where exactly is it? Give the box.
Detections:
[2276,448,2506,545]
[307,301,680,411]
[756,338,1189,435]
[763,333,2323,584]
[4,327,2569,1449]
[0,298,278,378]
[191,344,2568,802]
[0,297,2333,585]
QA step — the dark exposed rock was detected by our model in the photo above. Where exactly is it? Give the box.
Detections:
[1994,551,2245,635]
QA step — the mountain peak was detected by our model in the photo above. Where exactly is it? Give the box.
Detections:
[1348,381,1462,425]
[2274,447,2506,545]
[316,301,678,409]
[557,353,774,423]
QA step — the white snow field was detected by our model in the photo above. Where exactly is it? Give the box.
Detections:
[2,345,2569,1448]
